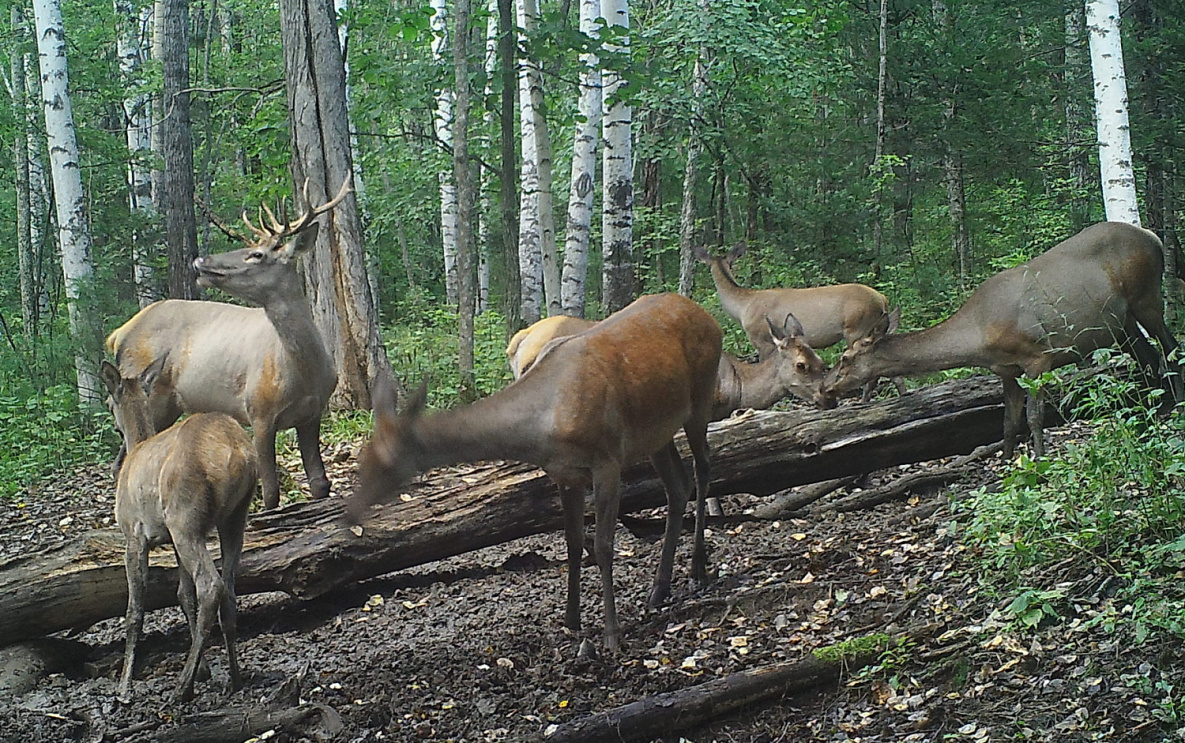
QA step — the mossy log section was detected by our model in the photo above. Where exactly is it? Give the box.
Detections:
[0,376,1006,646]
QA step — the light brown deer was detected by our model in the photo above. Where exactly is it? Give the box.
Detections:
[507,313,836,416]
[506,315,597,379]
[351,294,722,651]
[105,180,350,509]
[824,222,1183,457]
[101,360,258,704]
[696,243,899,399]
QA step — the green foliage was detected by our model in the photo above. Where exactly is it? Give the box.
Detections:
[957,352,1185,643]
[384,302,513,409]
[0,385,117,500]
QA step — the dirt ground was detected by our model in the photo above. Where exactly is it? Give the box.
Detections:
[1,423,1182,743]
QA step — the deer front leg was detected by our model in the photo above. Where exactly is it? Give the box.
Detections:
[1000,375,1025,458]
[558,485,585,635]
[255,420,280,510]
[117,539,149,703]
[296,417,331,501]
[647,442,690,608]
[592,468,623,652]
[1026,384,1046,459]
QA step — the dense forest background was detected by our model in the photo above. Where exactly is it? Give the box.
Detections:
[1,0,1183,495]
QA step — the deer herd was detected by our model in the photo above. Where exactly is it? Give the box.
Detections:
[99,180,1181,702]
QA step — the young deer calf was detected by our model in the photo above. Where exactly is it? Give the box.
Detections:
[101,360,258,703]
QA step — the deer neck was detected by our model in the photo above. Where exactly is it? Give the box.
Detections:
[119,399,158,450]
[260,278,333,375]
[708,261,756,322]
[713,354,783,418]
[869,316,987,377]
[412,381,551,471]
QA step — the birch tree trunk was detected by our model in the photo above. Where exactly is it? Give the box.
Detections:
[32,0,103,402]
[475,0,498,315]
[156,0,200,299]
[12,6,37,337]
[677,37,708,298]
[116,0,157,308]
[498,0,521,332]
[454,0,477,397]
[24,53,50,326]
[1085,0,1140,226]
[560,0,601,317]
[600,0,634,315]
[871,0,888,263]
[431,0,460,305]
[516,0,544,324]
[279,0,395,409]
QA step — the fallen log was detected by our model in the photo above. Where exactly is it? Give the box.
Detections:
[0,376,1007,646]
[541,628,933,743]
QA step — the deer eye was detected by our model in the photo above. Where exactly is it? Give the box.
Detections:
[248,250,266,262]
[796,362,807,372]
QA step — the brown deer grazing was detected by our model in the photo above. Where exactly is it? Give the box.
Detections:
[101,360,258,703]
[824,222,1183,457]
[105,180,350,509]
[351,294,722,651]
[696,243,899,399]
[507,313,835,417]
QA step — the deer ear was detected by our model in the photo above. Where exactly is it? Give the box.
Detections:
[282,221,320,260]
[140,356,167,391]
[403,381,429,419]
[769,312,805,343]
[100,360,122,397]
[692,245,712,263]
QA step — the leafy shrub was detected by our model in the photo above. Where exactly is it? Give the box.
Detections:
[0,385,118,500]
[956,351,1185,640]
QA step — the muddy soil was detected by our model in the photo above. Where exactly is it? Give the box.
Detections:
[1,424,1181,743]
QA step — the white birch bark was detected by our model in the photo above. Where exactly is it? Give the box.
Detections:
[33,0,102,402]
[601,0,634,314]
[677,37,708,298]
[432,0,460,303]
[475,0,498,314]
[12,7,35,336]
[1085,0,1140,225]
[24,53,50,322]
[516,0,543,324]
[116,0,157,308]
[560,0,601,317]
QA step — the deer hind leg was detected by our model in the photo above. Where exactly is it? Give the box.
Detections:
[216,500,250,692]
[647,442,691,608]
[1128,308,1183,404]
[296,418,331,500]
[117,537,149,703]
[684,423,713,586]
[591,467,623,652]
[172,538,225,703]
[558,484,586,635]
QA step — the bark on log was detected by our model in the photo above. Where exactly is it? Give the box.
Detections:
[542,628,936,743]
[0,376,1008,646]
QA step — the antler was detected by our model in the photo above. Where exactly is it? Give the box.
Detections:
[240,178,352,242]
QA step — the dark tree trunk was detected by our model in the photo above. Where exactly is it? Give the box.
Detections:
[157,0,200,300]
[454,0,476,399]
[279,0,394,409]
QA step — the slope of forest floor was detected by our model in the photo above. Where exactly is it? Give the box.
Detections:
[1,423,1182,743]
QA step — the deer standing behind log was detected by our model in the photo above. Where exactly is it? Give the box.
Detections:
[695,243,901,400]
[352,294,722,651]
[506,313,836,416]
[100,360,258,703]
[824,222,1183,457]
[105,180,350,509]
